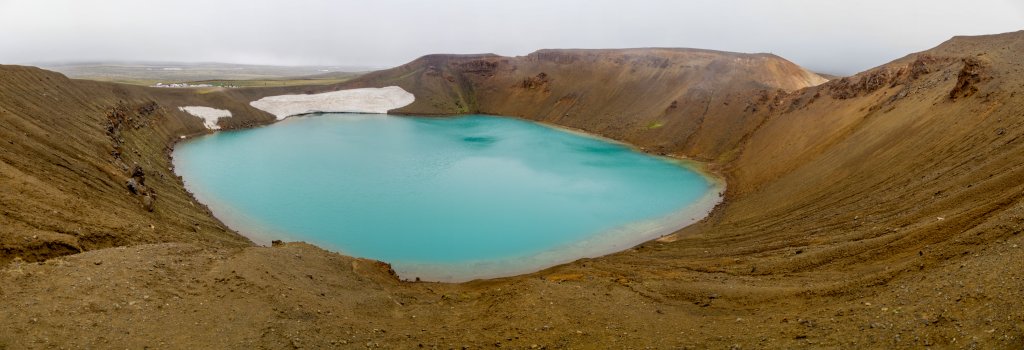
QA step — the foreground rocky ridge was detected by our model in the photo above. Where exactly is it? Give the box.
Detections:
[2,32,1023,348]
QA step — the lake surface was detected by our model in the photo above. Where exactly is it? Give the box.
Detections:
[173,114,720,281]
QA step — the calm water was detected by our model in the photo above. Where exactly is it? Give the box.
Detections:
[173,114,718,281]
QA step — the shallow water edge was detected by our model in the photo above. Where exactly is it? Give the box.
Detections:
[171,113,726,282]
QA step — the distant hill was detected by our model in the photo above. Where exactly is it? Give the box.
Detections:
[36,61,375,85]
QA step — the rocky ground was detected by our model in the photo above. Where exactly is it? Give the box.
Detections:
[2,31,1024,348]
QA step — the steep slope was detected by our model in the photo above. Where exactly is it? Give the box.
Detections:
[2,32,1024,348]
[613,30,1024,290]
[0,66,275,264]
[336,48,826,160]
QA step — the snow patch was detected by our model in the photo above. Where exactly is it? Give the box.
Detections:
[249,86,415,120]
[178,106,231,130]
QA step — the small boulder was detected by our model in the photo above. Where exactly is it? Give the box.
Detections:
[131,165,146,186]
[131,165,145,179]
[126,178,139,194]
[142,194,156,212]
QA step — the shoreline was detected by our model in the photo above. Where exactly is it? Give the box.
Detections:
[394,180,724,282]
[168,110,728,283]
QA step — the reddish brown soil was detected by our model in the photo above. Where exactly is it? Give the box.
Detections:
[2,32,1023,349]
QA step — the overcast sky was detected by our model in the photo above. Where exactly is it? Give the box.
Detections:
[1,0,1021,75]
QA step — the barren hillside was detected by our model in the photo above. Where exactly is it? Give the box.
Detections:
[1,32,1023,348]
[331,48,827,161]
[0,66,264,263]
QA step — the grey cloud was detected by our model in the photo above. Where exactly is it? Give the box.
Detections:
[0,0,1021,74]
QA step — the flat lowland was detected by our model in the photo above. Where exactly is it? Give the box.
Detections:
[1,32,1023,348]
[38,61,366,86]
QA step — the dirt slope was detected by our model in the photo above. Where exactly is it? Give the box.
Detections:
[2,33,1024,349]
[0,66,275,264]
[325,48,826,162]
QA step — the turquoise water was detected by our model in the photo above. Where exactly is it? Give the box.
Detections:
[173,114,718,281]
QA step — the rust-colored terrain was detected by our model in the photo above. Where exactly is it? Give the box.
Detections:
[2,32,1023,349]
